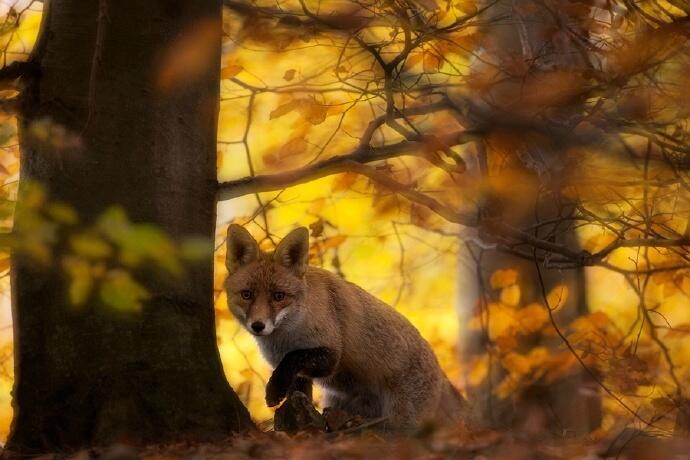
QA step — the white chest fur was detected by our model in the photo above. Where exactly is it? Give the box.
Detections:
[256,328,322,368]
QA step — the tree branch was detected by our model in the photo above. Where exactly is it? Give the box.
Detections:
[342,161,479,226]
[0,60,38,82]
[223,0,374,32]
[216,130,475,201]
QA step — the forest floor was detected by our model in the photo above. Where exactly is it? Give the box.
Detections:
[30,427,690,460]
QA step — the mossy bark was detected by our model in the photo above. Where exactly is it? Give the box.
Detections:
[7,0,253,453]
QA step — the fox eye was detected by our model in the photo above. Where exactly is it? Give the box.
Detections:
[272,291,285,302]
[240,290,253,300]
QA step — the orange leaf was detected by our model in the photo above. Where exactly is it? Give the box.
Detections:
[423,51,441,73]
[221,64,243,79]
[283,69,296,81]
[500,284,521,307]
[516,303,548,334]
[318,235,347,251]
[405,52,424,69]
[278,136,307,158]
[331,172,358,192]
[490,269,518,289]
[157,18,221,91]
[299,98,328,125]
[269,99,301,119]
[546,285,569,311]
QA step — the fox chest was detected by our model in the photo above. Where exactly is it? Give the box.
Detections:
[256,332,322,368]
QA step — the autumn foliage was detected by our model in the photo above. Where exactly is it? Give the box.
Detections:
[1,0,690,455]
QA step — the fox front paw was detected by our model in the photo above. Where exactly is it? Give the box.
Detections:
[266,372,291,407]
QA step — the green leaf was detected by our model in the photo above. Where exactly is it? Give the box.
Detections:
[47,202,79,225]
[70,232,112,259]
[98,206,182,276]
[62,256,94,307]
[119,226,181,275]
[179,236,212,261]
[97,206,130,241]
[99,269,149,312]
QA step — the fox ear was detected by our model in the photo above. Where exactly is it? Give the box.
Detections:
[226,224,259,273]
[274,227,309,276]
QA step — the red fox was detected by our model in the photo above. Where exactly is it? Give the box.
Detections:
[225,224,467,429]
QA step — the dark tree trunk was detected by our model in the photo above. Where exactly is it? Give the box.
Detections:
[7,0,252,453]
[460,0,601,437]
[462,226,600,436]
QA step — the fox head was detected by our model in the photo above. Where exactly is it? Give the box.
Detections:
[225,224,309,336]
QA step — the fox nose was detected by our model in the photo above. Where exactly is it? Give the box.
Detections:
[251,321,265,333]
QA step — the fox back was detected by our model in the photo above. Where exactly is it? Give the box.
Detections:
[225,224,466,428]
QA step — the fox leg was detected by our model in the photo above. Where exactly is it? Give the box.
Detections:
[384,392,418,429]
[384,376,445,429]
[288,376,313,400]
[322,387,383,419]
[266,347,338,407]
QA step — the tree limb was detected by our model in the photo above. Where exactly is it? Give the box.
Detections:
[0,60,38,82]
[216,130,475,201]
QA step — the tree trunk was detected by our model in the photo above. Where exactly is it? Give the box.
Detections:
[459,0,601,437]
[7,0,252,453]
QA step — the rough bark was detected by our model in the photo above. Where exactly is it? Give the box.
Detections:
[7,0,253,453]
